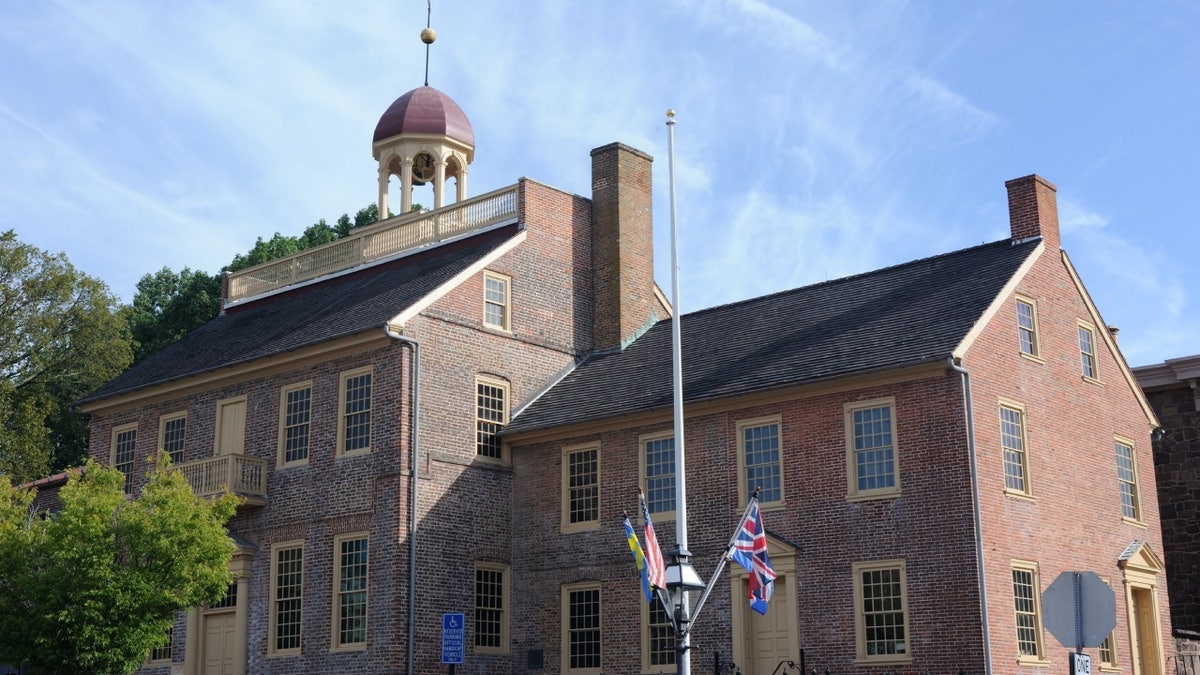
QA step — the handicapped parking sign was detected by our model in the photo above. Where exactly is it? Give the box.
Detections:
[442,612,465,665]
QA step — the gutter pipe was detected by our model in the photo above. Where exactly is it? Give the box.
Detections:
[386,326,420,675]
[948,357,993,675]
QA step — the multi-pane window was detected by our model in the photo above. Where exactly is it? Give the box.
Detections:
[1012,563,1045,660]
[563,445,600,531]
[642,434,675,517]
[645,597,675,668]
[112,424,137,494]
[159,414,186,464]
[854,561,909,662]
[1016,298,1039,357]
[740,419,782,505]
[483,271,510,330]
[339,368,372,456]
[149,624,173,662]
[476,377,508,460]
[1098,578,1117,667]
[271,543,304,655]
[847,401,898,499]
[564,585,601,672]
[334,535,369,648]
[474,564,508,653]
[1115,440,1141,521]
[211,583,238,609]
[1000,404,1030,495]
[280,383,312,465]
[1079,325,1098,379]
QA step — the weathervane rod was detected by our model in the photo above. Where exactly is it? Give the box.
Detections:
[423,0,433,86]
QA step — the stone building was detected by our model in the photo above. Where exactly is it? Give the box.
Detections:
[66,82,1173,675]
[1133,356,1200,661]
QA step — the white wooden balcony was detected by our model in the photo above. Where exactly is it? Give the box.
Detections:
[177,455,267,506]
[225,184,520,305]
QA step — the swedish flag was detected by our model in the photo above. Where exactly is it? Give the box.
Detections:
[623,514,653,602]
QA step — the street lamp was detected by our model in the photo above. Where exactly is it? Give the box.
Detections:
[665,546,706,674]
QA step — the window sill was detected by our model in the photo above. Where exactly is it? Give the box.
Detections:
[1019,352,1046,365]
[268,650,301,658]
[1017,656,1051,667]
[1082,375,1104,386]
[337,449,372,459]
[1121,516,1147,529]
[854,655,912,666]
[1098,666,1121,673]
[561,521,601,534]
[847,488,901,503]
[1004,489,1037,503]
[277,460,310,469]
[330,644,367,653]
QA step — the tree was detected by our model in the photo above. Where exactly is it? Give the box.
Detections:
[127,267,222,363]
[0,457,237,674]
[0,231,133,480]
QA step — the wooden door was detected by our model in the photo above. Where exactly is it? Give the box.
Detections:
[202,611,237,675]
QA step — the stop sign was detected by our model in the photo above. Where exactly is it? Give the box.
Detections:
[1042,571,1117,649]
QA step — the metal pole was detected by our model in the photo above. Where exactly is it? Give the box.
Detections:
[666,108,690,675]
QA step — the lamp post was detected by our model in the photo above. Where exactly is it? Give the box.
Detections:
[665,546,705,673]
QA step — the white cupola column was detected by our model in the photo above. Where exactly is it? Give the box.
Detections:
[433,159,447,209]
[400,158,414,214]
[377,168,390,221]
[456,166,468,202]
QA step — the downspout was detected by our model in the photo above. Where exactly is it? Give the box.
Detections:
[948,357,993,675]
[386,325,420,675]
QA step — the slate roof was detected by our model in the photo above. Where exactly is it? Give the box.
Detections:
[505,238,1040,435]
[81,227,519,404]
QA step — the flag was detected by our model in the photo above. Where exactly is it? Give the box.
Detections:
[623,514,653,602]
[640,491,667,591]
[730,497,777,615]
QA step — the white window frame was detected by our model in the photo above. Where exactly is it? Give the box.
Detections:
[475,375,509,462]
[737,416,784,507]
[483,270,511,331]
[1015,295,1043,361]
[473,562,510,654]
[337,367,373,458]
[561,443,601,533]
[277,381,313,467]
[1011,560,1048,664]
[561,582,602,674]
[845,398,900,501]
[999,399,1034,499]
[639,431,676,521]
[331,532,369,650]
[111,422,138,494]
[269,540,304,656]
[1079,322,1100,381]
[158,411,187,465]
[852,559,912,665]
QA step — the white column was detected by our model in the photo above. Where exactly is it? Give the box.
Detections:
[401,159,414,214]
[433,160,447,209]
[456,166,468,202]
[377,168,390,221]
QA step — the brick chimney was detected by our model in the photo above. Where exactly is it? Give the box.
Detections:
[590,142,657,351]
[1004,174,1060,249]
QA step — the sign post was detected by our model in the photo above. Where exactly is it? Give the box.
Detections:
[442,612,465,672]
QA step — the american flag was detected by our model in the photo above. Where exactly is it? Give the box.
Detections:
[730,496,777,615]
[639,491,667,591]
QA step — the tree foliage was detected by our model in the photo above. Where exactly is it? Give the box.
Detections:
[0,231,133,480]
[0,457,237,674]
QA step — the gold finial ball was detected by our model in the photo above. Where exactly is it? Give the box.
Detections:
[666,109,676,119]
[421,27,437,44]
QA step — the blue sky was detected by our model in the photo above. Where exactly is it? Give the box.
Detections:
[1,1,1196,368]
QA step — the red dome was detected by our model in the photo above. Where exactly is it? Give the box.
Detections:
[373,86,474,146]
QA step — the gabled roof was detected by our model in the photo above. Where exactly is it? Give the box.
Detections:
[81,227,519,404]
[506,238,1040,435]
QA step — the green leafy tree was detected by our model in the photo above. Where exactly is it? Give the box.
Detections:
[0,231,133,479]
[127,267,222,363]
[0,457,237,674]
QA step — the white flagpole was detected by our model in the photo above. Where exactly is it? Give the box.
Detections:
[666,108,692,675]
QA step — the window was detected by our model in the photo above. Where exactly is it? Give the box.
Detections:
[149,624,173,662]
[270,541,304,655]
[1016,297,1040,358]
[640,432,675,518]
[1000,402,1032,496]
[563,583,601,673]
[853,560,910,663]
[476,377,508,460]
[338,368,372,456]
[1012,562,1046,662]
[642,593,675,669]
[1079,324,1099,379]
[159,413,186,464]
[1098,578,1118,668]
[278,382,312,466]
[1115,439,1141,522]
[739,418,782,506]
[562,444,600,532]
[474,563,509,653]
[483,271,511,330]
[111,423,138,494]
[846,399,899,500]
[333,534,369,649]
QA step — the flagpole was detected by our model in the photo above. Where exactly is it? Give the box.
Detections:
[665,108,693,675]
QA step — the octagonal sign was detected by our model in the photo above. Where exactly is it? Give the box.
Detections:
[1042,571,1117,649]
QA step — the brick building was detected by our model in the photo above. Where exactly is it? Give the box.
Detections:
[67,84,1173,675]
[1132,356,1200,659]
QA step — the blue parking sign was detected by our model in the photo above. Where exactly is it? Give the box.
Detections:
[442,612,465,665]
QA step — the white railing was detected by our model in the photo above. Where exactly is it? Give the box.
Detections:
[226,185,520,303]
[177,455,267,503]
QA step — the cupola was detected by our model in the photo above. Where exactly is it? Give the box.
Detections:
[372,84,474,215]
